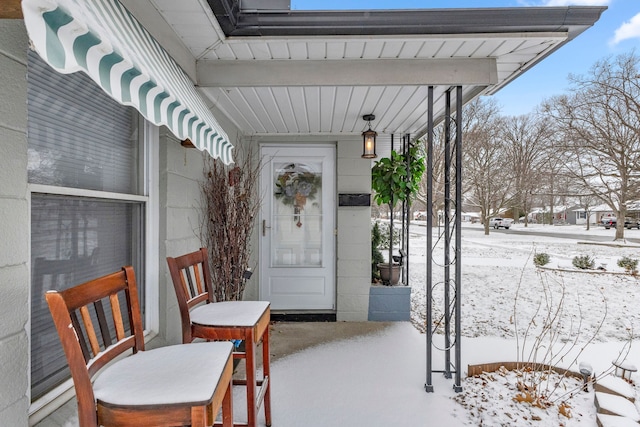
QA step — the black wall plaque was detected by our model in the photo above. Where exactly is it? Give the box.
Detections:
[338,193,370,207]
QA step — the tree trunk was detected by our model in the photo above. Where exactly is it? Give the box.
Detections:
[615,209,625,241]
[388,203,394,268]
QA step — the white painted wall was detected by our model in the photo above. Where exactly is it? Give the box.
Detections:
[0,19,30,426]
[336,137,373,321]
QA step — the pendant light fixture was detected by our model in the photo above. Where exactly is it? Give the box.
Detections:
[361,114,377,159]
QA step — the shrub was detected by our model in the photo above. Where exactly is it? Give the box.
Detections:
[376,222,400,249]
[371,223,385,280]
[533,252,550,267]
[617,256,639,274]
[572,255,595,270]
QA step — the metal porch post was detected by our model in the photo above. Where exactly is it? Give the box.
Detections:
[425,85,463,393]
[454,86,463,392]
[443,89,452,380]
[425,86,434,392]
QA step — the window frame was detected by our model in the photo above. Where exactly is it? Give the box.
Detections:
[27,119,159,420]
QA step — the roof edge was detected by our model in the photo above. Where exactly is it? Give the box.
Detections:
[205,2,606,39]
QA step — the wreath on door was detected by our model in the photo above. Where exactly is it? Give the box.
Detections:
[274,163,321,227]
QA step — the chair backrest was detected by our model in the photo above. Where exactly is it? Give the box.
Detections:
[166,248,213,342]
[45,266,144,426]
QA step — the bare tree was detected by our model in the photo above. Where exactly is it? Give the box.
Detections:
[573,186,600,230]
[500,114,550,226]
[416,125,446,227]
[462,98,513,234]
[537,132,567,225]
[542,51,640,240]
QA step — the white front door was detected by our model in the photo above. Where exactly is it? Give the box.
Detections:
[259,145,335,310]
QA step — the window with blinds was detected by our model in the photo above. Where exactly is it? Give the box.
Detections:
[27,51,147,401]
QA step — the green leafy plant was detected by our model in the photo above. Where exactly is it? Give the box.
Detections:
[371,145,425,284]
[376,221,400,249]
[572,255,595,270]
[371,222,385,281]
[533,252,550,267]
[617,256,638,274]
[371,146,426,208]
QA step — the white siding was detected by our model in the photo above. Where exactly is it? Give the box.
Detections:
[0,19,30,427]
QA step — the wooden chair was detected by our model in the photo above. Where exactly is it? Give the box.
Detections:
[45,266,234,427]
[167,249,271,427]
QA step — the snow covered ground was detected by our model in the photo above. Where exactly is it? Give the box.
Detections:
[255,223,640,427]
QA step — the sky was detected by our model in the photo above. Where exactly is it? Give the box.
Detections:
[291,0,640,116]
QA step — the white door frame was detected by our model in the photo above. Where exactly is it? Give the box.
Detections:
[259,144,336,310]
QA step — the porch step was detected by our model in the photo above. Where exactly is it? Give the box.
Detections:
[597,413,640,427]
[596,375,636,402]
[595,392,640,421]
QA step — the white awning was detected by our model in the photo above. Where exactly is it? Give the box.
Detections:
[22,0,234,164]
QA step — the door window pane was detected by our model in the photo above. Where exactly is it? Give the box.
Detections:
[272,162,323,267]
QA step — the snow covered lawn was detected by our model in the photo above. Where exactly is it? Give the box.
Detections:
[258,223,640,427]
[408,223,640,426]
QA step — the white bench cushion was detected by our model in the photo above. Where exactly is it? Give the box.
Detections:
[190,301,270,327]
[94,342,232,406]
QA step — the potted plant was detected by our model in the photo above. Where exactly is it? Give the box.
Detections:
[371,145,425,285]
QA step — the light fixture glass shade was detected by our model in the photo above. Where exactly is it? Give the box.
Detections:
[362,129,377,159]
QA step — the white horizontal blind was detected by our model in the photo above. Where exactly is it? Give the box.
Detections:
[28,51,145,400]
[27,50,137,194]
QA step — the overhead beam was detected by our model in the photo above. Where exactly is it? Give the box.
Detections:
[197,58,498,87]
[0,0,22,19]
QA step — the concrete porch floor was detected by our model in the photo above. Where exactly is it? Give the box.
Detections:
[268,320,394,360]
[34,321,395,427]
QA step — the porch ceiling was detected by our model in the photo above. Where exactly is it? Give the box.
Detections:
[146,0,606,144]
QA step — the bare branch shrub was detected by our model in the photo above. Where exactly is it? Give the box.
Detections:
[511,252,612,416]
[200,145,262,302]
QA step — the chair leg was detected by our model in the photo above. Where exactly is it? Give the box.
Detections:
[222,378,234,427]
[246,332,258,427]
[262,329,272,427]
[192,405,207,427]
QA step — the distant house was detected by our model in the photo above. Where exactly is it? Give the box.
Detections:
[526,206,577,224]
[462,212,481,223]
[573,203,615,225]
[627,200,640,219]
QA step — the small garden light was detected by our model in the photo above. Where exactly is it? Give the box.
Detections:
[579,361,593,391]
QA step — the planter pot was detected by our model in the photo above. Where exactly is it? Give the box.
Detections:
[377,263,401,286]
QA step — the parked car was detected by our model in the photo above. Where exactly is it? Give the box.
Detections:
[414,211,427,221]
[488,217,514,229]
[601,216,640,229]
[601,216,616,229]
[624,217,640,229]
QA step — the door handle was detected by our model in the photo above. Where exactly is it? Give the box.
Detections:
[262,219,271,236]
